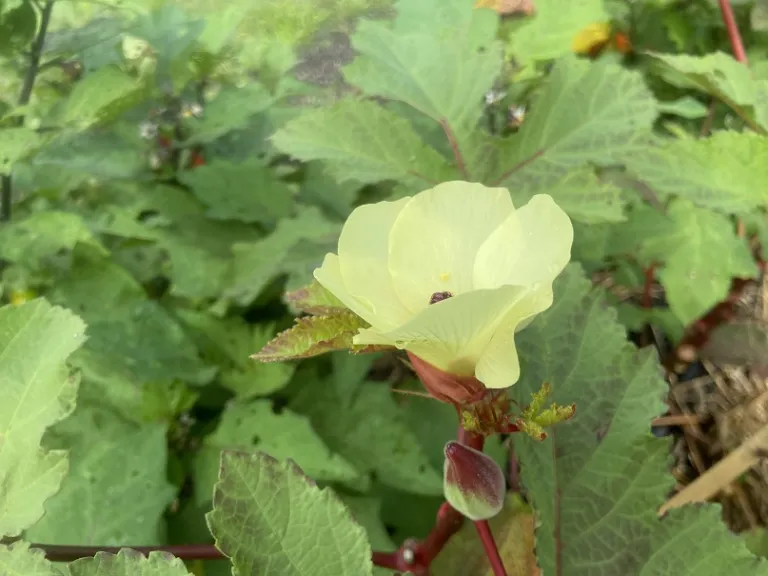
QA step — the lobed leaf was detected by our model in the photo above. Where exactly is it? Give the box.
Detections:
[343,0,502,132]
[624,130,768,214]
[25,404,176,546]
[272,99,457,189]
[658,199,759,326]
[178,159,294,225]
[646,51,766,131]
[207,451,374,576]
[194,400,360,505]
[0,300,86,537]
[511,264,767,575]
[494,57,658,196]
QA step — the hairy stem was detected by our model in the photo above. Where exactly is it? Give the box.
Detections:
[474,520,508,576]
[0,0,56,222]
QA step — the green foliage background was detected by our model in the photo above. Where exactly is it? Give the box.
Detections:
[1,0,767,574]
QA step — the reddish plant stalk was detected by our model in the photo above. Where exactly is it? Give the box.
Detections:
[641,262,656,308]
[718,0,748,64]
[474,520,509,576]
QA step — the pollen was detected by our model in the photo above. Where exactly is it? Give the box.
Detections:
[439,272,451,281]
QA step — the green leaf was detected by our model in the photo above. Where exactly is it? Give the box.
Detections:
[69,549,193,575]
[0,542,58,576]
[0,1,36,55]
[178,159,293,224]
[0,299,86,537]
[48,248,215,386]
[510,264,767,575]
[291,374,443,496]
[32,130,146,180]
[226,207,339,306]
[272,99,456,189]
[646,51,765,131]
[253,312,370,361]
[194,400,361,505]
[64,66,146,129]
[657,96,709,119]
[507,0,608,63]
[0,211,106,264]
[25,403,176,545]
[284,279,348,315]
[624,131,768,214]
[300,161,361,218]
[343,0,502,132]
[510,166,626,224]
[207,451,374,576]
[494,57,658,196]
[177,311,294,399]
[0,128,43,174]
[658,199,758,326]
[185,84,273,144]
[432,495,539,575]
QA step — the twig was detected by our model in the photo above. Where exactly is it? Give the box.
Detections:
[474,520,508,576]
[659,422,768,516]
[651,413,701,428]
[0,0,56,222]
[718,0,747,64]
[440,119,470,180]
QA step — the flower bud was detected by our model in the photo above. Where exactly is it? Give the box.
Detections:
[443,441,505,521]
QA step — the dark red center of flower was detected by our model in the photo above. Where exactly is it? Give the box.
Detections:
[429,291,453,305]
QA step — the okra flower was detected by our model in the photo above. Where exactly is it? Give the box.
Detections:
[314,181,573,390]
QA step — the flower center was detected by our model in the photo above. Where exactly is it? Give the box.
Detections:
[429,291,453,305]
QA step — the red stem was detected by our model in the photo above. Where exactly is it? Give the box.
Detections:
[474,520,508,576]
[641,262,656,308]
[718,0,748,64]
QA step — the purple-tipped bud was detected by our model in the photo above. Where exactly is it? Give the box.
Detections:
[443,441,505,521]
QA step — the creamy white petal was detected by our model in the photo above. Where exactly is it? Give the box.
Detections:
[337,197,413,331]
[473,194,573,290]
[313,254,374,323]
[388,181,515,314]
[354,285,528,376]
[475,286,555,388]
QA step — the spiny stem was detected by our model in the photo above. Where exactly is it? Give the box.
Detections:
[1,0,56,222]
[718,0,747,64]
[474,520,508,576]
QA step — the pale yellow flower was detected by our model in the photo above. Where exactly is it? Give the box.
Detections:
[314,181,573,389]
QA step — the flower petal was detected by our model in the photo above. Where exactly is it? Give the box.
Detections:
[388,181,515,313]
[355,285,529,377]
[473,194,573,290]
[313,254,373,321]
[475,286,555,388]
[337,197,413,330]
